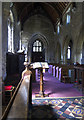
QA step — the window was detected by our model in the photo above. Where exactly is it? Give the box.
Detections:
[8,10,14,53]
[67,40,72,60]
[66,14,70,24]
[67,46,71,59]
[33,40,42,52]
[57,22,60,34]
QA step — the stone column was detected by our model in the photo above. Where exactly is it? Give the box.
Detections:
[0,2,2,118]
[76,48,82,64]
[45,47,48,62]
[60,47,64,64]
[28,45,32,63]
[63,48,66,64]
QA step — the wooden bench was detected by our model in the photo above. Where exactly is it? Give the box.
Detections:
[62,69,71,83]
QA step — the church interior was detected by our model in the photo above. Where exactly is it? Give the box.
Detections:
[0,2,84,120]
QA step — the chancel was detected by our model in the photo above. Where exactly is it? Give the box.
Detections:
[0,1,84,120]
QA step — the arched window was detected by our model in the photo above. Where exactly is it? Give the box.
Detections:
[33,40,42,52]
[66,14,70,24]
[66,7,71,24]
[67,40,72,59]
[57,22,60,34]
[8,10,14,53]
[67,45,71,59]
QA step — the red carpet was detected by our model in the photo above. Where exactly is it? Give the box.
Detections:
[32,72,83,98]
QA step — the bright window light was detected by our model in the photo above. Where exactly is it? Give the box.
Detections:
[67,14,70,24]
[57,25,60,34]
[33,40,42,52]
[67,46,70,59]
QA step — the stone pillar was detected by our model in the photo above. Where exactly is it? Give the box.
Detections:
[45,47,48,62]
[0,2,2,118]
[63,48,66,64]
[28,45,32,63]
[76,48,82,64]
[60,47,64,64]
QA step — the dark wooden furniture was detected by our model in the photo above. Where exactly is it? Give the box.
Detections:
[62,69,71,83]
[1,74,32,120]
[74,65,84,87]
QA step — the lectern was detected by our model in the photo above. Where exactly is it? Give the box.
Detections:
[30,62,49,97]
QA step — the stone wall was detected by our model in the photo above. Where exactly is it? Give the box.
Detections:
[22,2,84,64]
[2,3,10,80]
[23,14,55,63]
[55,3,84,64]
[2,3,20,80]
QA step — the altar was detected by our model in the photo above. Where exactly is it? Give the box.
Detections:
[30,62,49,97]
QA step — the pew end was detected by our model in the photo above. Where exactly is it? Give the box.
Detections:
[62,69,71,83]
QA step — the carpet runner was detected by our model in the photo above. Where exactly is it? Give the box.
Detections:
[32,72,83,98]
[28,97,84,120]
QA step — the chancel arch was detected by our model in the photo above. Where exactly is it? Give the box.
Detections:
[28,33,48,63]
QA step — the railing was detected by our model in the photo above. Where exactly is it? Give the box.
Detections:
[1,74,32,120]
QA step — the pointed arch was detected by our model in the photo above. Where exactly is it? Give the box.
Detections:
[28,33,48,63]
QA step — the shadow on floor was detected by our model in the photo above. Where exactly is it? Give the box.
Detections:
[28,104,58,120]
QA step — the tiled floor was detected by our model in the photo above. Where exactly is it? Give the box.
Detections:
[28,97,84,120]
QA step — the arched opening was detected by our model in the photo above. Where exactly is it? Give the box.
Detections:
[28,33,48,63]
[63,35,73,64]
[32,40,45,62]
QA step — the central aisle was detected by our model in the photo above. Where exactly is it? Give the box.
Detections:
[32,72,83,98]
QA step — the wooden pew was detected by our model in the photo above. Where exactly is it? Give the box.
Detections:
[61,68,71,83]
[53,66,56,77]
[74,65,84,88]
[56,66,59,78]
[48,63,74,83]
[1,72,32,120]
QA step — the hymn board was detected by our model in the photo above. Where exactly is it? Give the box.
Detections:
[31,62,49,97]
